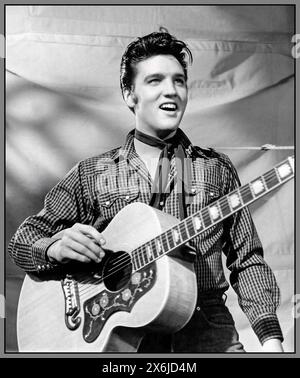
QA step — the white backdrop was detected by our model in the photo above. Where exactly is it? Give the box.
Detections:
[5,5,294,352]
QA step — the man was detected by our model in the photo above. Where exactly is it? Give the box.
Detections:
[9,31,284,352]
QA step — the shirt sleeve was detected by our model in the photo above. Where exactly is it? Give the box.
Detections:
[8,162,94,274]
[220,154,283,345]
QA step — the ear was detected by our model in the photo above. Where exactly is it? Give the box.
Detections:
[124,90,137,108]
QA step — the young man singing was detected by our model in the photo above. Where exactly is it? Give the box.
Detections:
[9,31,284,353]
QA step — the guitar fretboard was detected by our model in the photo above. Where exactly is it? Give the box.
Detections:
[131,156,294,271]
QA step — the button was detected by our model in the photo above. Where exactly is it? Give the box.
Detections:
[159,201,164,206]
[210,192,215,197]
[125,195,130,200]
[37,265,41,270]
[196,306,201,311]
[191,188,196,194]
[105,201,110,206]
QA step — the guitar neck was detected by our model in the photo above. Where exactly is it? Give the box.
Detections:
[131,156,294,271]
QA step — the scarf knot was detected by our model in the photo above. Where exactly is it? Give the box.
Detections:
[134,128,192,220]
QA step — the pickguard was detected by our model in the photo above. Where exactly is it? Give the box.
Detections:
[82,263,156,343]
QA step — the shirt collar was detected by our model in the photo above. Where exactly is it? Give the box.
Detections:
[116,128,208,161]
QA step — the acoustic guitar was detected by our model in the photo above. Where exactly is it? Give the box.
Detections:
[17,156,294,352]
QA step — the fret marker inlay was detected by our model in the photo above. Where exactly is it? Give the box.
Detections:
[229,193,240,208]
[193,216,202,230]
[252,179,264,195]
[278,163,292,179]
[173,230,180,243]
[209,206,220,220]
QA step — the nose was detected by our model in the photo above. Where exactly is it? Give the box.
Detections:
[163,79,177,97]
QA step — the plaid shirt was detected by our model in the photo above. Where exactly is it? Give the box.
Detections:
[8,130,283,345]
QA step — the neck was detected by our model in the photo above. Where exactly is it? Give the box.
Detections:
[134,138,162,158]
[135,126,177,141]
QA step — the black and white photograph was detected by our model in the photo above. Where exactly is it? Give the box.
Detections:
[4,4,295,357]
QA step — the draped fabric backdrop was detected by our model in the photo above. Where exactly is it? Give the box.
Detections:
[5,5,294,352]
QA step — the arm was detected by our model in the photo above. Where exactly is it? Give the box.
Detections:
[8,162,105,273]
[220,155,284,349]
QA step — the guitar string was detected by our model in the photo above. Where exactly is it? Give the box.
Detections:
[76,167,291,297]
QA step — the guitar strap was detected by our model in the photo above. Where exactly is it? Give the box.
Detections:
[134,128,192,220]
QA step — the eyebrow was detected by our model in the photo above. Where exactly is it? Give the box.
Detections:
[144,73,186,81]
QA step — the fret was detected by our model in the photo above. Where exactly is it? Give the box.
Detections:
[133,249,142,270]
[186,216,196,238]
[132,250,140,271]
[160,232,169,253]
[240,184,254,205]
[155,237,163,255]
[145,244,154,262]
[139,246,147,267]
[179,222,188,242]
[166,229,175,250]
[227,190,243,211]
[148,239,157,260]
[201,207,212,228]
[219,196,232,218]
[263,168,279,190]
[208,201,222,223]
[141,245,150,265]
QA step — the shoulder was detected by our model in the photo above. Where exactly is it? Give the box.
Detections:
[193,146,235,171]
[75,146,123,176]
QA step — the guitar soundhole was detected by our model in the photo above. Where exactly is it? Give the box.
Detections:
[102,251,132,292]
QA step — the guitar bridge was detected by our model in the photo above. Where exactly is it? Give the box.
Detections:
[61,275,81,330]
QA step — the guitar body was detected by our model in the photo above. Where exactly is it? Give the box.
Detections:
[17,203,197,352]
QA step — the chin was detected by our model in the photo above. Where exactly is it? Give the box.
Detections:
[155,124,179,138]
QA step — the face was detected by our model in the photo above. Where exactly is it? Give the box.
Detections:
[126,54,188,139]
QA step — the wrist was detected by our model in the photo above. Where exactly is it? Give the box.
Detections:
[46,240,61,264]
[262,338,284,352]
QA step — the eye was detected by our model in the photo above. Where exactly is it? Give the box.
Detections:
[148,78,160,85]
[175,78,186,86]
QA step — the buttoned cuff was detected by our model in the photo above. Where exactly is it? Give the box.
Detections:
[32,237,60,273]
[252,313,284,345]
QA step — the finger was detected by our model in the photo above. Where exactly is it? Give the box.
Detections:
[68,231,104,257]
[66,239,102,263]
[66,232,105,259]
[73,224,106,246]
[61,248,92,264]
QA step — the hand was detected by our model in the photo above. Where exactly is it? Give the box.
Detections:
[262,338,284,352]
[47,223,106,264]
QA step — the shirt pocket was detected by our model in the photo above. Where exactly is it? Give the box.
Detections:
[97,186,140,221]
[187,181,221,212]
[99,186,139,208]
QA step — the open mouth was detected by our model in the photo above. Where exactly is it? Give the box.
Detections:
[159,103,178,112]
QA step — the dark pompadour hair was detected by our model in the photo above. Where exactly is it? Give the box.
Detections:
[120,31,193,99]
